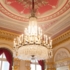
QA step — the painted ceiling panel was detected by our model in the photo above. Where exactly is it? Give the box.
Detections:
[6,0,58,14]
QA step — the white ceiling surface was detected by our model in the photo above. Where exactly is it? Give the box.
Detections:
[0,0,70,37]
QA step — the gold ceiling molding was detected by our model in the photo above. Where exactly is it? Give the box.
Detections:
[53,30,70,47]
[0,29,19,41]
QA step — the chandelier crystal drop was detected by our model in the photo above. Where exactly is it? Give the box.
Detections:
[13,0,53,60]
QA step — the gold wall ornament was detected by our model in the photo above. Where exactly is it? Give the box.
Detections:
[46,61,56,70]
[13,58,20,70]
[12,66,18,70]
[14,66,18,70]
[12,66,14,70]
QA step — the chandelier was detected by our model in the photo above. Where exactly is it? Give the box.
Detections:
[13,0,53,60]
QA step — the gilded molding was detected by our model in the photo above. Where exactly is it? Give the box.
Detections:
[0,29,19,41]
[13,59,20,70]
[53,30,70,47]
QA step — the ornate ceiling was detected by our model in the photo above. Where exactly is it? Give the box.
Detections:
[0,0,70,38]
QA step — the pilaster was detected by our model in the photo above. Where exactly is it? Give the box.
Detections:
[45,58,56,70]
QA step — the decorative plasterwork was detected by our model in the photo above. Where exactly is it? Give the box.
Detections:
[0,0,70,22]
[54,48,70,67]
[5,0,58,17]
[54,48,70,62]
[53,30,70,47]
[0,29,19,41]
[55,60,70,67]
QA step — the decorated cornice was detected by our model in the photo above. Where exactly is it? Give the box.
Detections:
[0,29,19,41]
[53,30,70,47]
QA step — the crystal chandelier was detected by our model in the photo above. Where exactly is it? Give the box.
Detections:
[13,0,53,60]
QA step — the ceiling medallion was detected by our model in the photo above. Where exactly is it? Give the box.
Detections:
[17,0,48,9]
[0,0,69,22]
